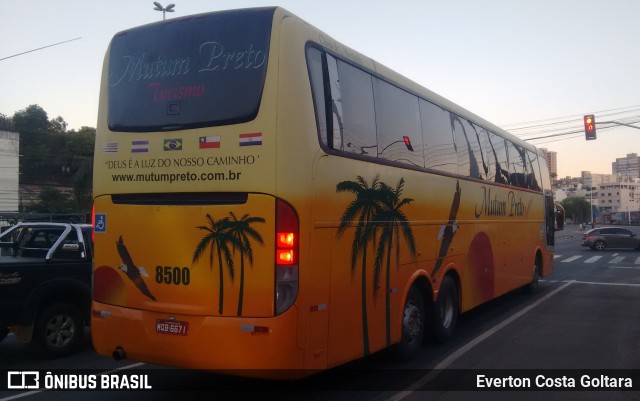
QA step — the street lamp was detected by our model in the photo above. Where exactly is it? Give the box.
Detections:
[153,2,175,20]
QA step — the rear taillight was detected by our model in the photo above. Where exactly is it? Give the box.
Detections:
[275,199,299,315]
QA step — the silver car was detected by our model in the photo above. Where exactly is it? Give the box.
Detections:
[581,227,640,251]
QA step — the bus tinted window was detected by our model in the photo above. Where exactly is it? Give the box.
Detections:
[335,58,377,156]
[307,48,329,146]
[373,78,423,167]
[527,150,542,191]
[490,132,509,185]
[472,124,493,181]
[420,100,457,175]
[507,142,527,188]
[108,8,274,132]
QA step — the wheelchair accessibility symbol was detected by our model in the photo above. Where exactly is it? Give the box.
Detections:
[95,214,107,233]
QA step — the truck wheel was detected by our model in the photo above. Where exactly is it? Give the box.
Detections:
[35,303,83,357]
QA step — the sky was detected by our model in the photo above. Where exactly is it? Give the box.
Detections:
[1,0,639,178]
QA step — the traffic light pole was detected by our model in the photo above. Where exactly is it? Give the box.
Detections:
[597,121,640,130]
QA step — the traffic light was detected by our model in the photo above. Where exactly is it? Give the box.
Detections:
[584,114,596,140]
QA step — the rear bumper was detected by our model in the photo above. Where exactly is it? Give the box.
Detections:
[91,301,305,376]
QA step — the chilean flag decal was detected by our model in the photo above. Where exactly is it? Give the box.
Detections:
[239,132,262,147]
[199,136,221,149]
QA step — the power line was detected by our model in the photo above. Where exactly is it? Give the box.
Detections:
[0,37,82,61]
[501,104,640,130]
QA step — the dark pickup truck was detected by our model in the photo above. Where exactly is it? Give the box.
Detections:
[0,222,93,357]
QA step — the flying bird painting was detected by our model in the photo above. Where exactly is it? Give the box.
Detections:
[116,236,156,301]
[432,180,462,278]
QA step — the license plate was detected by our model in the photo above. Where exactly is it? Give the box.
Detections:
[156,319,189,336]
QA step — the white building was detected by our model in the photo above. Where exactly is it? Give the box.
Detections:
[597,181,639,223]
[0,131,19,212]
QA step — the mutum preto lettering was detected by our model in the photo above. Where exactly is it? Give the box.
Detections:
[110,53,190,86]
[474,186,506,218]
[198,42,266,72]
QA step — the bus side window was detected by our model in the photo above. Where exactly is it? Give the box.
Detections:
[490,132,509,185]
[325,54,344,151]
[306,47,330,147]
[420,99,457,175]
[475,125,496,182]
[373,78,423,167]
[335,59,377,156]
[526,150,542,191]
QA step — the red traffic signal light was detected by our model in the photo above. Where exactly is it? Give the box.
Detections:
[584,114,596,140]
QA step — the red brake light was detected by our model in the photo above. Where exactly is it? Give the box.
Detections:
[277,232,295,248]
[275,199,299,315]
[277,249,295,264]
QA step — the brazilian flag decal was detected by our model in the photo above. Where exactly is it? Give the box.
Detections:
[164,138,183,151]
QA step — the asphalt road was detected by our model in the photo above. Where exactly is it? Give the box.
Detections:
[2,225,639,400]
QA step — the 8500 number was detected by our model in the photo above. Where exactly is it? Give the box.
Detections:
[155,266,191,285]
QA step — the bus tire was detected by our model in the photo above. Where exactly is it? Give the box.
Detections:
[431,275,458,344]
[35,303,83,358]
[388,285,425,361]
[524,261,541,294]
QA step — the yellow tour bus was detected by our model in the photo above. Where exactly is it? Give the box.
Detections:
[92,7,555,376]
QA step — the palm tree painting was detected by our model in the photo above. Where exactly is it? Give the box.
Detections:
[336,175,416,353]
[336,174,385,356]
[192,214,239,315]
[373,178,417,346]
[227,212,265,316]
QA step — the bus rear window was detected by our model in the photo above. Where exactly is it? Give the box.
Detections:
[107,8,274,132]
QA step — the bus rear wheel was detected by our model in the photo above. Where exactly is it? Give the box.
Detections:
[524,262,541,294]
[388,285,425,361]
[431,275,458,344]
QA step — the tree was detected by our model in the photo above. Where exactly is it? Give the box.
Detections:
[67,127,96,212]
[24,187,74,213]
[50,116,68,135]
[336,175,385,356]
[373,178,416,346]
[561,197,591,224]
[10,105,96,213]
[13,105,50,183]
[0,113,14,131]
[13,104,49,134]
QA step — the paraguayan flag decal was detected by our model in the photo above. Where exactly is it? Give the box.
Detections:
[239,132,262,146]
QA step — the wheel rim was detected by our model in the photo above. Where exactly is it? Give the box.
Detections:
[45,314,75,348]
[402,300,423,344]
[595,242,605,251]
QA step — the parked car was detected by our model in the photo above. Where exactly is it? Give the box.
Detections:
[581,227,640,251]
[0,222,93,357]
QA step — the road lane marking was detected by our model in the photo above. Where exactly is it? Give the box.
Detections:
[584,256,602,263]
[561,255,582,263]
[568,279,640,286]
[0,362,146,400]
[385,281,574,401]
[635,257,640,265]
[609,256,626,264]
[554,254,563,259]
